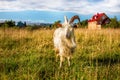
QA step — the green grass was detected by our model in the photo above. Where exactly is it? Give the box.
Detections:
[0,28,120,80]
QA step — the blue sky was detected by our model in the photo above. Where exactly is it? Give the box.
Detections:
[0,0,120,23]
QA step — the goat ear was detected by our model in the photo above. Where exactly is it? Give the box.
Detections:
[64,16,69,24]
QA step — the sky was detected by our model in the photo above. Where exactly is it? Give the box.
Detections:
[0,0,120,23]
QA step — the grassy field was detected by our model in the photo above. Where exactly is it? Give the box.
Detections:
[0,28,120,80]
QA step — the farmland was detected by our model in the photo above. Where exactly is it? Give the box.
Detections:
[0,28,120,80]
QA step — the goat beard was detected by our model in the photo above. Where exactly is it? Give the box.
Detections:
[62,38,76,50]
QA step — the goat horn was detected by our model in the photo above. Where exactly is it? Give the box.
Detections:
[64,16,68,24]
[69,15,80,24]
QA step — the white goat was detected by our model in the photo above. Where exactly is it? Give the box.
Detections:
[53,15,80,67]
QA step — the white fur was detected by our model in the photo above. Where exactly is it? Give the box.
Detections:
[53,16,76,67]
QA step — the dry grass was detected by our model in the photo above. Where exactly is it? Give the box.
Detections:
[0,28,120,80]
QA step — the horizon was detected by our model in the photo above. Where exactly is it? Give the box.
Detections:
[0,0,120,23]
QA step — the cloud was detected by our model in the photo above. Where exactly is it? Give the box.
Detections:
[0,0,120,15]
[0,0,16,1]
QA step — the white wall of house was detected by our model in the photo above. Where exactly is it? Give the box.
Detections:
[88,21,101,30]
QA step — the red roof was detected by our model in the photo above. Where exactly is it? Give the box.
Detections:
[88,13,105,22]
[88,13,110,25]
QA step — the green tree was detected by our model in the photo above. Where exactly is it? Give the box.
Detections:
[80,19,88,28]
[4,20,15,27]
[118,20,120,28]
[105,16,119,28]
[52,20,61,28]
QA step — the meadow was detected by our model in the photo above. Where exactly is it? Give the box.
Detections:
[0,28,120,80]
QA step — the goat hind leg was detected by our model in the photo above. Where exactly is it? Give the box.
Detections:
[55,48,59,62]
[56,53,59,62]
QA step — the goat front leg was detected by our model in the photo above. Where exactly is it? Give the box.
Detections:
[67,57,70,66]
[60,56,64,68]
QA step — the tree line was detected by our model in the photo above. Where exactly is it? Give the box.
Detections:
[0,16,120,29]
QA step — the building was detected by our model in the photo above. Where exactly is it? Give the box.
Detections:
[17,21,26,27]
[88,13,111,29]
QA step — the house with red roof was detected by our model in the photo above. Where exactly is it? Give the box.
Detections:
[88,13,110,29]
